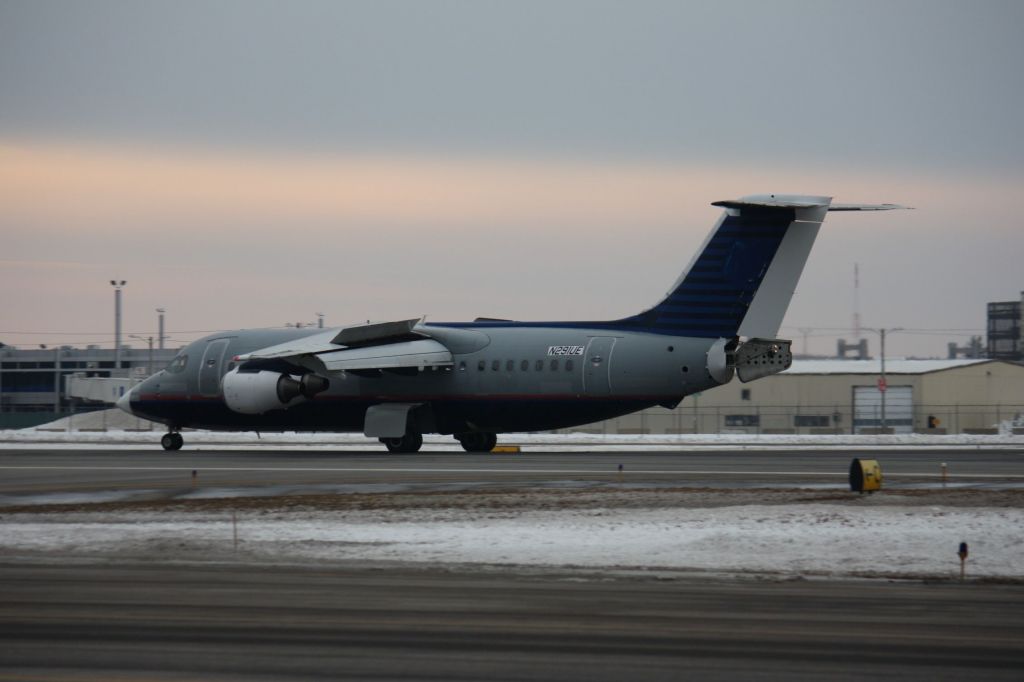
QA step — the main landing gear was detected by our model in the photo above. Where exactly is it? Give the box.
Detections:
[456,432,497,453]
[378,431,498,453]
[161,432,184,451]
[379,432,423,453]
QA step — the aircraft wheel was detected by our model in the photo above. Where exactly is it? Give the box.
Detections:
[161,432,183,451]
[457,432,497,453]
[380,432,423,454]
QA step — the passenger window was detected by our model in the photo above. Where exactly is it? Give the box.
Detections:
[492,360,500,371]
[520,360,529,371]
[535,359,544,371]
[478,360,485,371]
[550,359,559,371]
[459,361,466,371]
[566,359,574,371]
[506,359,514,372]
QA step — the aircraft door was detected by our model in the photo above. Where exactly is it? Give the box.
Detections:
[198,339,230,396]
[584,337,616,396]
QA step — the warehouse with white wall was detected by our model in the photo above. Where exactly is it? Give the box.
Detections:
[572,359,1024,435]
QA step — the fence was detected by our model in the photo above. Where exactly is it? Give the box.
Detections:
[5,403,1024,436]
[565,403,1024,436]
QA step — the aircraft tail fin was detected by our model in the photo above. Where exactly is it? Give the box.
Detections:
[610,194,900,339]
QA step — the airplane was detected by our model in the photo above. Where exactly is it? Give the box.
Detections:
[117,194,904,452]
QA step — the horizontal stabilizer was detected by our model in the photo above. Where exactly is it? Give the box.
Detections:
[713,198,910,212]
[712,198,829,210]
[827,203,910,211]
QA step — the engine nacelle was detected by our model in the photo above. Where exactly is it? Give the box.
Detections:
[223,369,316,415]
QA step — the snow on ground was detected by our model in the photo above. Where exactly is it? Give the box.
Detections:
[4,427,1024,451]
[4,408,1023,449]
[2,503,1020,580]
[4,412,1021,579]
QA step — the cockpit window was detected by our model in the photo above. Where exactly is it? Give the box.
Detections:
[166,354,188,374]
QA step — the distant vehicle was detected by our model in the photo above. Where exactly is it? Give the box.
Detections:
[118,194,903,452]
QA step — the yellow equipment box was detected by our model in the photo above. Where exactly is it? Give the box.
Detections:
[849,458,883,493]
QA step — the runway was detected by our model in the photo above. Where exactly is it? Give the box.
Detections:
[1,561,1022,681]
[1,447,1022,504]
[2,446,1022,679]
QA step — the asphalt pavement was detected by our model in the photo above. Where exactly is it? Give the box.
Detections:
[1,447,1022,504]
[2,561,1022,681]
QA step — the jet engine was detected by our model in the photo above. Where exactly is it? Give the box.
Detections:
[223,368,330,414]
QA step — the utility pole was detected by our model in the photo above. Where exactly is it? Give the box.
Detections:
[53,346,61,414]
[130,335,154,376]
[880,328,887,431]
[865,327,903,432]
[852,264,861,341]
[110,280,126,370]
[797,327,813,356]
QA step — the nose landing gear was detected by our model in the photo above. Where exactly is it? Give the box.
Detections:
[161,432,184,451]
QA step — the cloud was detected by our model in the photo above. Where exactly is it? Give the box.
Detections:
[0,140,724,233]
[2,140,1021,356]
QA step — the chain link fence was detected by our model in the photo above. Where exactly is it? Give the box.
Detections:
[566,404,1024,436]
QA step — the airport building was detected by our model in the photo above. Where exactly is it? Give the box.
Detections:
[574,359,1024,436]
[0,344,180,428]
[987,292,1023,361]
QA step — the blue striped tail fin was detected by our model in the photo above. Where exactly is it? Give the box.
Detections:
[610,195,832,339]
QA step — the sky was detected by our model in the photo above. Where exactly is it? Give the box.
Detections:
[2,0,1022,358]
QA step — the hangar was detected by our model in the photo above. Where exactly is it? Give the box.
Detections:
[582,359,1024,436]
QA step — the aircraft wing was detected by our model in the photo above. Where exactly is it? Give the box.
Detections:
[234,318,454,374]
[314,339,452,372]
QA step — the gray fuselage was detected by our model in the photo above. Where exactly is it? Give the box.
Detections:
[128,324,726,434]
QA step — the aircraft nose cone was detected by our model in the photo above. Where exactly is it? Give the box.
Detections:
[115,387,135,416]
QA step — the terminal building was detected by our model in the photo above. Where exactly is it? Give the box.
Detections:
[0,343,180,429]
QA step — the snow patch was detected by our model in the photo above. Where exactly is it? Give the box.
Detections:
[2,505,1020,579]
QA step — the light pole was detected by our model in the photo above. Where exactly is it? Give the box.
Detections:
[110,280,126,370]
[156,308,166,350]
[129,335,154,377]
